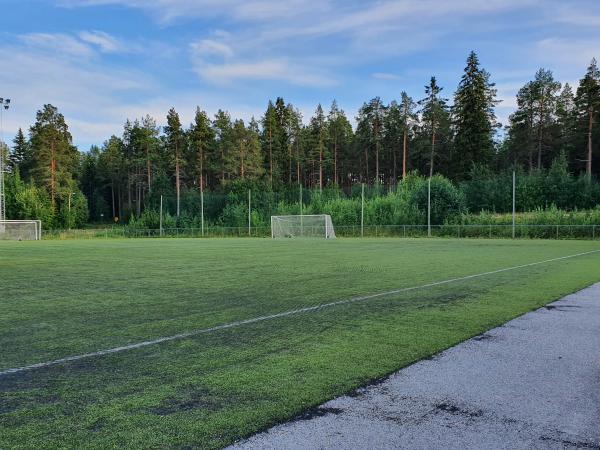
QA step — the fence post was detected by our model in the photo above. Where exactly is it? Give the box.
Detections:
[159,195,163,237]
[248,189,251,237]
[489,224,492,239]
[200,188,205,237]
[593,225,596,240]
[361,183,365,238]
[427,177,431,237]
[556,225,559,240]
[512,170,516,239]
[403,225,406,238]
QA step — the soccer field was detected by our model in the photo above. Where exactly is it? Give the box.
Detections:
[1,238,600,449]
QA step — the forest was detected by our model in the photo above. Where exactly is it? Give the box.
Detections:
[2,52,600,229]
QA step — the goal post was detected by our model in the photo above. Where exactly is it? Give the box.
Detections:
[0,220,42,240]
[271,215,336,239]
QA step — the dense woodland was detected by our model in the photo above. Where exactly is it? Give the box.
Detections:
[2,52,600,229]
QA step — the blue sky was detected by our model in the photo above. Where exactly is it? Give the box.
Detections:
[1,0,599,149]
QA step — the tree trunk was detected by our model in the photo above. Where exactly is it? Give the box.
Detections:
[50,140,56,206]
[587,108,594,180]
[402,129,408,180]
[146,144,151,193]
[240,142,245,179]
[319,144,323,192]
[111,181,115,218]
[430,132,436,178]
[175,144,180,217]
[375,122,380,183]
[269,126,273,187]
[333,134,338,186]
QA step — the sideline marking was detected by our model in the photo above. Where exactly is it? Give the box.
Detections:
[2,249,599,377]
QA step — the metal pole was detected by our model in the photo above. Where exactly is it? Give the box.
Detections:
[512,171,516,239]
[159,195,163,237]
[427,177,431,237]
[68,192,73,229]
[248,189,251,237]
[200,187,204,237]
[361,183,365,237]
[300,184,303,237]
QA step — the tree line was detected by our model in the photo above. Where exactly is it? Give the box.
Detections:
[2,51,599,227]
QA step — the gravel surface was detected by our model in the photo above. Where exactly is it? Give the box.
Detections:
[230,283,600,450]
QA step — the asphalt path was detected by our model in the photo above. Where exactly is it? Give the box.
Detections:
[231,283,600,449]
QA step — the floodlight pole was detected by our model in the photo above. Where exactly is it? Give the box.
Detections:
[361,183,364,237]
[159,195,163,237]
[300,184,303,237]
[512,171,516,239]
[200,187,204,237]
[0,97,10,225]
[427,177,432,237]
[248,189,251,237]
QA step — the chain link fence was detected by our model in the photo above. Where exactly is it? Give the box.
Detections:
[41,224,600,240]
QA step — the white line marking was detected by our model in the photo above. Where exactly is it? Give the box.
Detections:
[2,249,599,377]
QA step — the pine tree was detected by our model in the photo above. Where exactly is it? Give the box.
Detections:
[575,58,600,180]
[213,110,232,185]
[531,69,561,169]
[225,120,263,180]
[29,104,79,206]
[188,107,215,191]
[164,108,185,216]
[398,92,418,180]
[452,51,499,180]
[327,101,353,186]
[9,128,31,176]
[419,77,450,177]
[308,104,328,190]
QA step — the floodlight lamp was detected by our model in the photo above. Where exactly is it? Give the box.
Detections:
[5,99,10,104]
[0,98,3,103]
[3,105,8,110]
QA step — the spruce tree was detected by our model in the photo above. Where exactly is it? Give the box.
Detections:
[452,51,499,180]
[188,107,215,190]
[419,77,450,177]
[575,58,600,180]
[9,128,31,176]
[164,108,185,216]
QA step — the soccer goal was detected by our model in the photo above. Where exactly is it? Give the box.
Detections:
[271,215,336,239]
[0,220,42,240]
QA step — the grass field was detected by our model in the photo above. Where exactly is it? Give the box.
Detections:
[1,238,600,449]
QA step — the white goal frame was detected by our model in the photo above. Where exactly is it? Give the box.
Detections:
[0,220,42,240]
[271,214,336,239]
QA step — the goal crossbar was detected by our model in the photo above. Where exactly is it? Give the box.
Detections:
[0,220,42,240]
[271,214,335,239]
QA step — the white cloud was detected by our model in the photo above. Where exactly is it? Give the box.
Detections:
[19,33,94,58]
[535,38,599,67]
[190,39,233,58]
[79,31,123,53]
[194,59,334,87]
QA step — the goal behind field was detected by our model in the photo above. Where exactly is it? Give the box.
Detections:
[0,220,42,240]
[271,215,336,239]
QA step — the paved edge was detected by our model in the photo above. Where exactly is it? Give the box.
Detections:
[229,282,600,450]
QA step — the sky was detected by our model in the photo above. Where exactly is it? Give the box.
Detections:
[0,0,599,149]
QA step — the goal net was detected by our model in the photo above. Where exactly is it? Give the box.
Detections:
[0,220,42,240]
[271,215,336,239]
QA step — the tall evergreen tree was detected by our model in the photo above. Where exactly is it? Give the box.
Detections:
[164,108,185,216]
[531,69,561,169]
[575,58,600,179]
[419,77,450,177]
[452,51,499,180]
[29,104,79,206]
[398,92,418,180]
[188,107,215,191]
[308,104,328,190]
[327,100,353,186]
[213,110,233,186]
[9,128,30,176]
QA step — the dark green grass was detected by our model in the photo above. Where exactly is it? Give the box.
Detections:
[1,238,599,449]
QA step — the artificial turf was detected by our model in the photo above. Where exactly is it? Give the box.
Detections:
[1,238,599,449]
